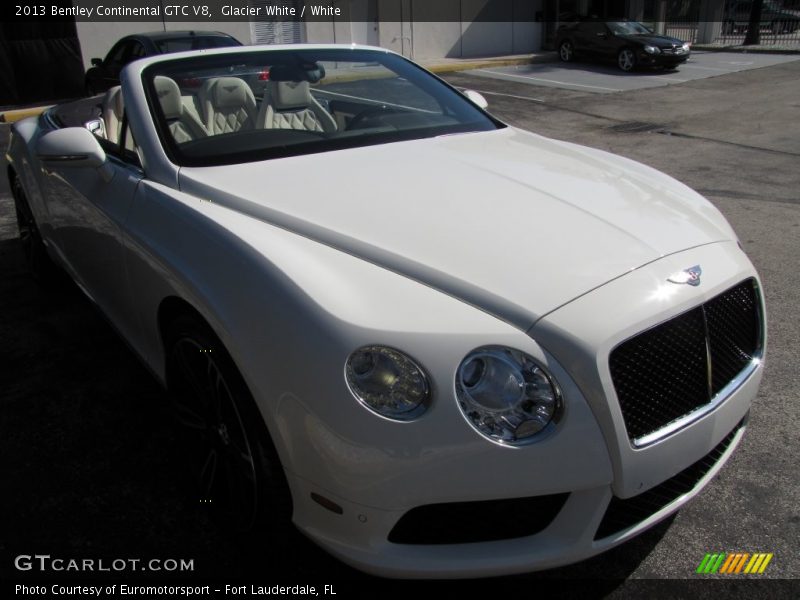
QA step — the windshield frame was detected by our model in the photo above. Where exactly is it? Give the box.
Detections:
[141,48,504,168]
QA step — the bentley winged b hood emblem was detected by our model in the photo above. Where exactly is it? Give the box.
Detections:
[668,265,702,286]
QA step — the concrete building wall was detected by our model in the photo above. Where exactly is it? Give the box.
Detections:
[302,0,542,58]
[75,0,544,70]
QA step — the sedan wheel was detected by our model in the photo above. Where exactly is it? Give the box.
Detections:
[167,315,291,532]
[559,40,575,62]
[618,48,637,72]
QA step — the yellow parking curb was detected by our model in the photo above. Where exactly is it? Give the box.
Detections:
[424,56,544,74]
[0,106,51,124]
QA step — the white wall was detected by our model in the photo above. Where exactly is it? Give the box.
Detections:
[75,0,544,69]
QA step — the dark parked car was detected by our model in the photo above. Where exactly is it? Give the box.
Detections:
[556,20,691,72]
[723,0,800,34]
[84,31,242,95]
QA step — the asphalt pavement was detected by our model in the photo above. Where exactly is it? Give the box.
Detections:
[472,50,800,93]
[0,57,798,593]
[443,60,800,583]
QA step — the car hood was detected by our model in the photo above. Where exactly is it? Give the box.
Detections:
[617,33,686,47]
[178,127,734,330]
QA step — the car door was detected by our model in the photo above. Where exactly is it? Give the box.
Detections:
[39,115,143,339]
[585,22,615,57]
[570,23,594,55]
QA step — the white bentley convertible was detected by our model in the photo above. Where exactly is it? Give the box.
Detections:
[6,45,765,578]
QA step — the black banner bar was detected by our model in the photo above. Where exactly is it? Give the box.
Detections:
[4,1,539,23]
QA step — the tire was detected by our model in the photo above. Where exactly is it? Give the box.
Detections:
[165,314,292,533]
[617,48,637,72]
[11,174,57,281]
[559,40,575,63]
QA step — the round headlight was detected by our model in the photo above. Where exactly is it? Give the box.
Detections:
[644,45,660,54]
[682,42,691,51]
[345,346,430,420]
[456,346,562,445]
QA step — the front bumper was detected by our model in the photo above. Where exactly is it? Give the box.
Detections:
[290,413,750,578]
[639,50,690,67]
[284,241,763,578]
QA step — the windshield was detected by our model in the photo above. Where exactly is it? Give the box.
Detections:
[143,48,501,167]
[154,36,241,53]
[607,21,652,35]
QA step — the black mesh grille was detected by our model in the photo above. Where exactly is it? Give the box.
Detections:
[610,279,761,442]
[595,417,744,539]
[388,493,569,545]
[706,282,760,396]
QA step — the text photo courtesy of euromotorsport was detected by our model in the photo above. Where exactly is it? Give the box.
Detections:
[27,3,342,18]
[15,584,329,596]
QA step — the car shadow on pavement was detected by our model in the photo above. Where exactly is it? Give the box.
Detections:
[507,61,683,78]
[0,235,673,585]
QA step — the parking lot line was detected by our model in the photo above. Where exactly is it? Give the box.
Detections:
[464,88,545,103]
[641,76,689,82]
[681,64,735,72]
[477,69,620,92]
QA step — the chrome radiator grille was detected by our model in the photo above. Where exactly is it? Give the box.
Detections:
[610,279,761,444]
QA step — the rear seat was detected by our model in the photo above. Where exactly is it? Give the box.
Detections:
[154,76,208,143]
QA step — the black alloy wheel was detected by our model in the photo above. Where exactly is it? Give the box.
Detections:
[559,40,575,62]
[618,48,637,72]
[166,315,291,533]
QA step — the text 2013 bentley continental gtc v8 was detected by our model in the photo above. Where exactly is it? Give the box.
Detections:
[7,45,765,578]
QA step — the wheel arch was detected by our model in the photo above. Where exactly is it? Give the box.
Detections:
[156,294,294,477]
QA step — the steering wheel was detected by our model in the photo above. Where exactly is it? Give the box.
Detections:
[346,105,404,130]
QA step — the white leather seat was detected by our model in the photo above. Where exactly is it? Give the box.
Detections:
[258,81,337,133]
[199,77,258,135]
[101,86,124,144]
[154,76,208,143]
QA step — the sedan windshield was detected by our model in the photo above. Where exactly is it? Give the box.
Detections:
[154,36,241,53]
[143,48,501,167]
[607,21,652,35]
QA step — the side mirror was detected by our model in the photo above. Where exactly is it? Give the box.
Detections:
[36,127,107,170]
[462,89,489,110]
[91,58,102,67]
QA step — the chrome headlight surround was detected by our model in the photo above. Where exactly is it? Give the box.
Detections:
[456,346,563,445]
[345,345,430,420]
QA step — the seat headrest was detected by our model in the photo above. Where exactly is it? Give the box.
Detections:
[210,77,251,108]
[103,86,124,118]
[270,81,312,111]
[154,76,182,119]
